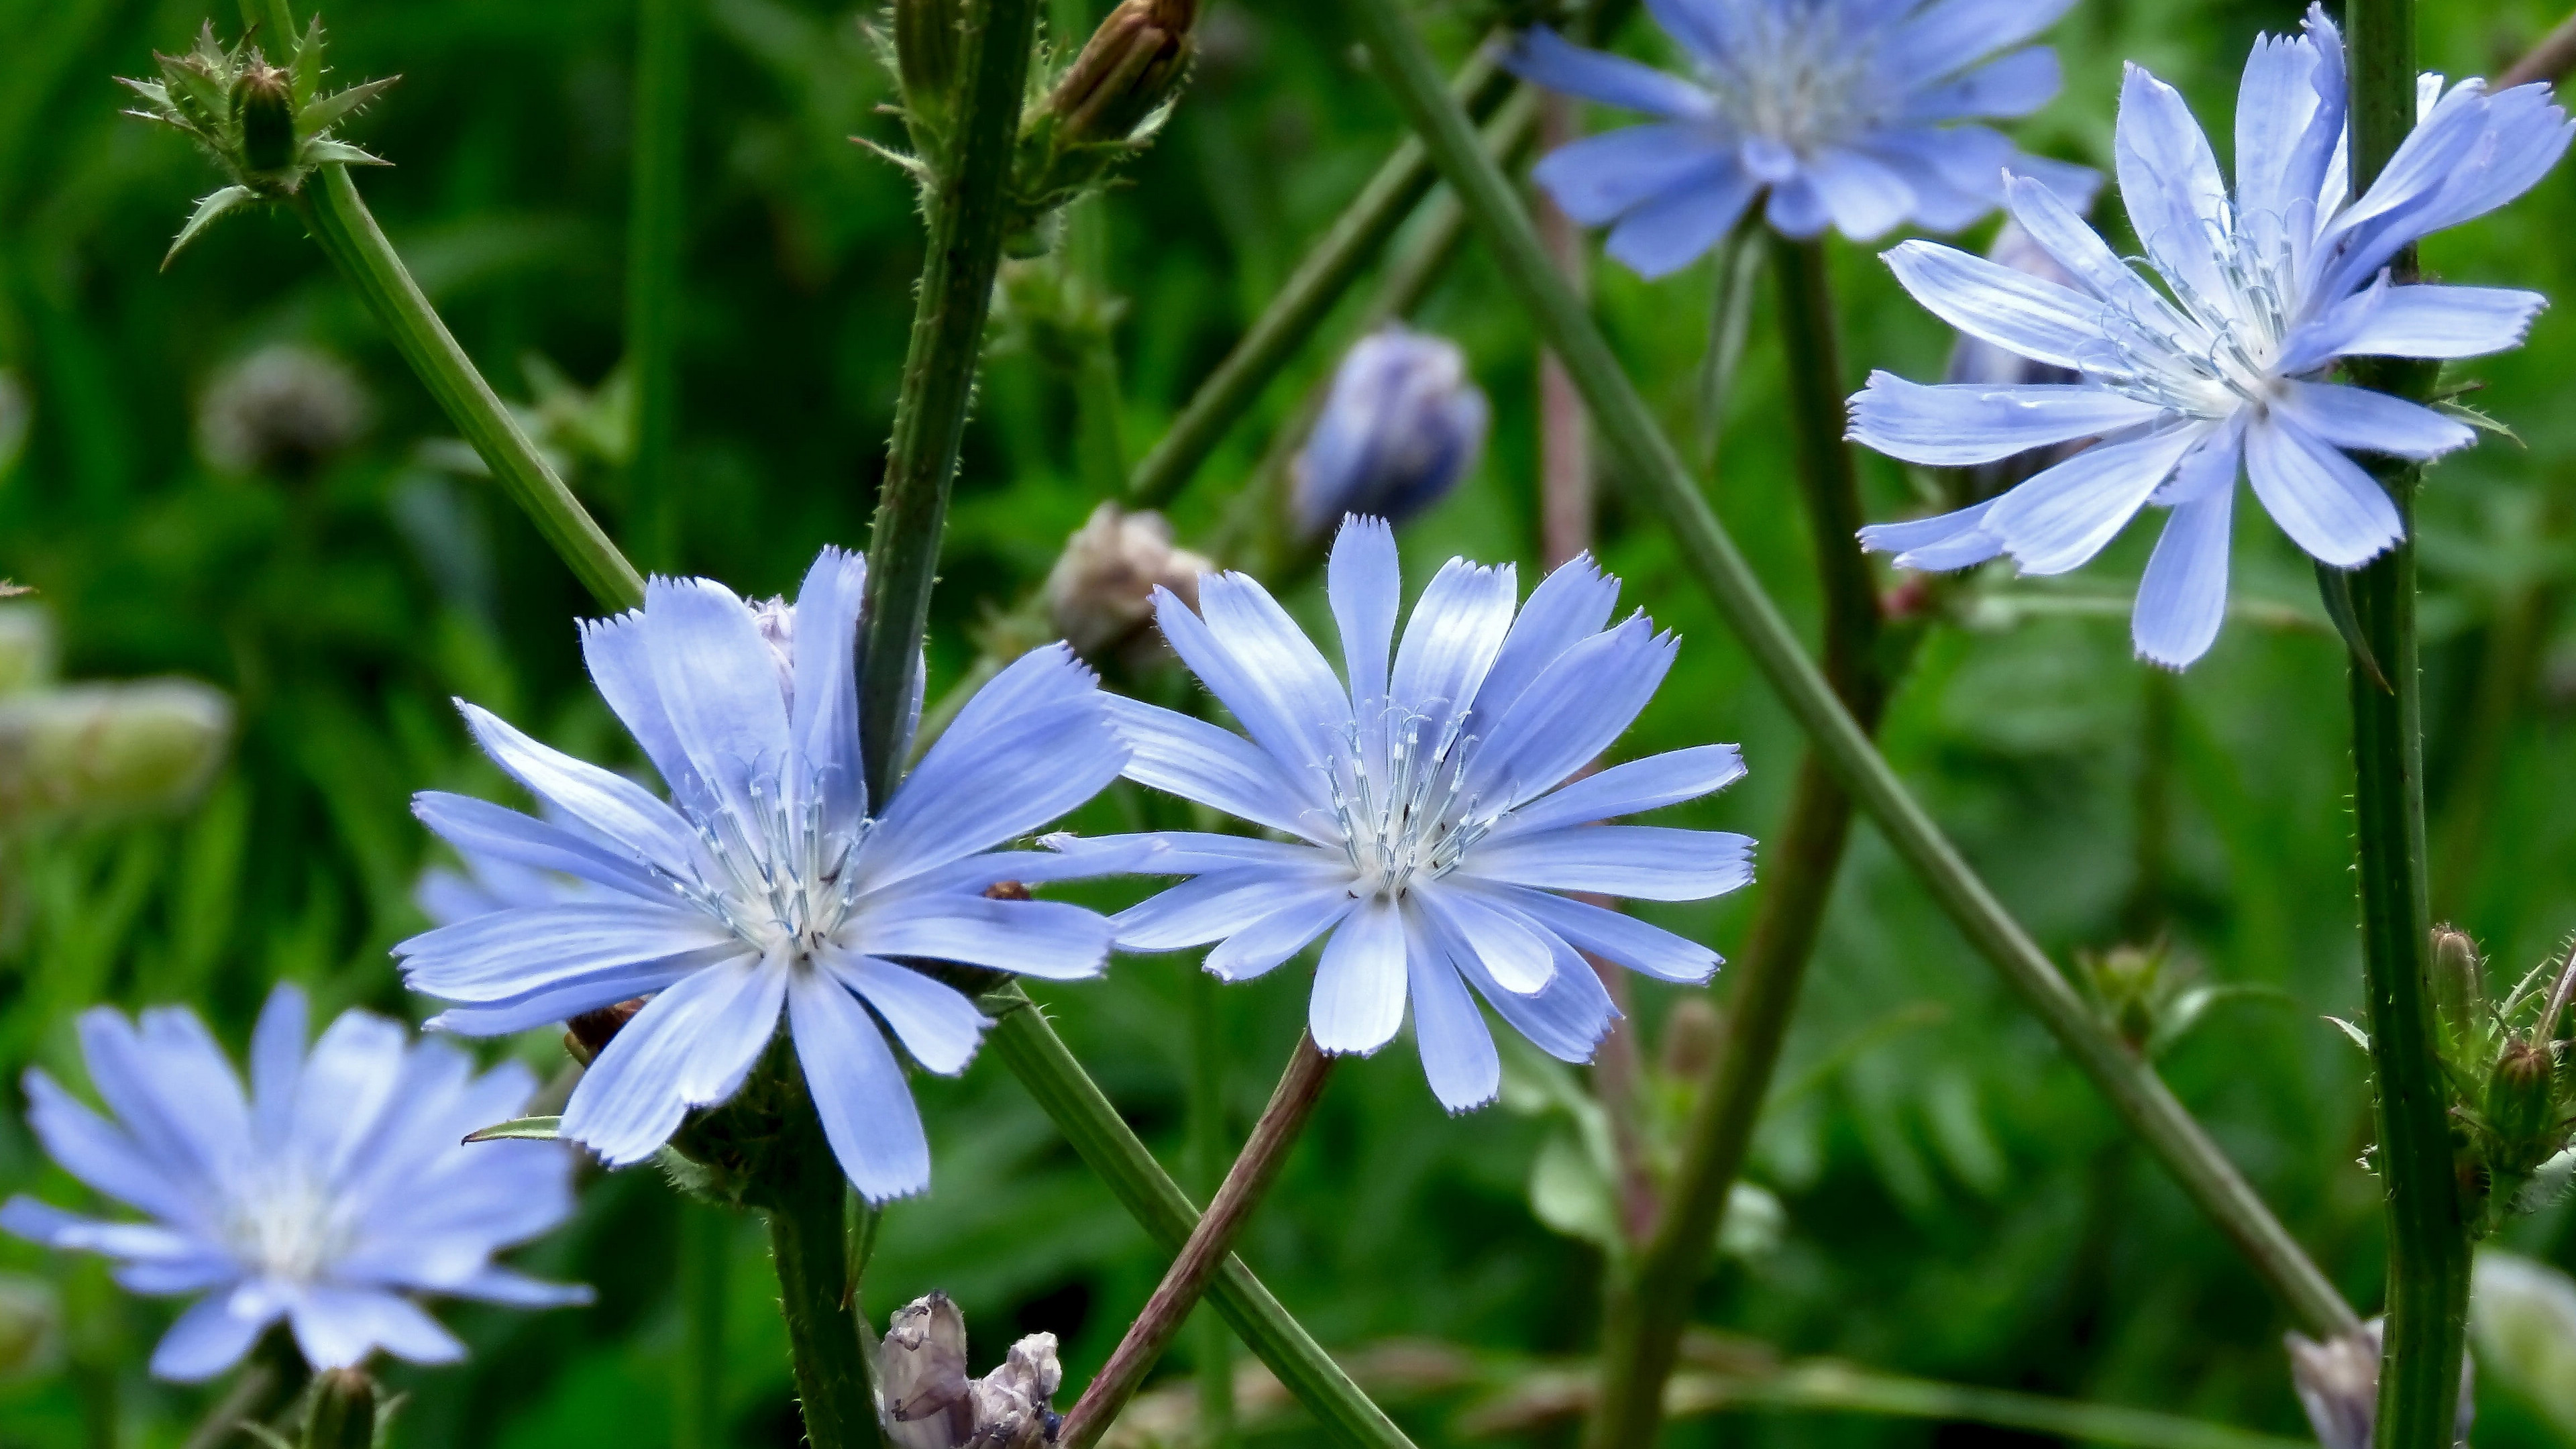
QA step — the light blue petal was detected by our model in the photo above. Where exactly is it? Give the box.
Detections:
[1454,926,1615,1063]
[1468,617,1676,811]
[2234,25,2336,227]
[1532,125,1729,227]
[1197,572,1351,759]
[1309,897,1409,1055]
[1403,914,1500,1113]
[1764,174,1830,238]
[788,967,928,1201]
[1153,582,1334,779]
[2243,414,2405,568]
[2328,284,2548,360]
[150,1293,274,1382]
[559,959,773,1166]
[789,545,870,837]
[1806,147,1917,241]
[578,608,719,820]
[395,902,739,1004]
[1602,158,1759,277]
[2113,64,2232,311]
[1412,880,1554,993]
[286,1010,414,1187]
[1206,887,1356,982]
[413,792,665,902]
[19,1070,197,1226]
[248,984,305,1152]
[0,1194,210,1263]
[1107,695,1324,839]
[1468,553,1619,729]
[1389,557,1517,742]
[1858,498,2007,571]
[450,1266,594,1308]
[1888,0,2076,86]
[456,701,703,877]
[1489,743,1745,841]
[2133,485,2237,669]
[670,953,788,1108]
[1500,26,1716,121]
[1998,174,2164,315]
[1467,882,1720,984]
[640,576,792,835]
[1882,240,2106,372]
[820,949,989,1075]
[1902,47,2059,122]
[1114,867,1349,951]
[1059,830,1330,876]
[1463,824,1752,902]
[1643,0,1733,66]
[74,1008,246,1201]
[1847,372,2167,466]
[2273,380,2473,460]
[1988,424,2208,575]
[291,1286,462,1370]
[853,892,1114,980]
[1328,516,1401,712]
[423,963,696,1036]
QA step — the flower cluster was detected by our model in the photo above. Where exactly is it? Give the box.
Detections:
[1850,6,2572,667]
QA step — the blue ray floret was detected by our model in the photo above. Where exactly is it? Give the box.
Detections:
[1503,0,2097,275]
[1066,517,1752,1113]
[393,547,1132,1202]
[0,984,588,1381]
[1848,6,2572,669]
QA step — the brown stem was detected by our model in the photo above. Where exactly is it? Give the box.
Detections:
[1055,1034,1337,1449]
[2498,9,2576,89]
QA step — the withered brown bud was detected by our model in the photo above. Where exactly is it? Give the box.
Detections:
[1045,0,1197,146]
[1042,502,1209,665]
[983,880,1032,902]
[233,57,296,176]
[566,998,647,1065]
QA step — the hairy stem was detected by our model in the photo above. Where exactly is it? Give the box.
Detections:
[1344,0,2359,1341]
[1586,231,1888,1449]
[766,1093,879,1449]
[1187,963,1238,1448]
[676,1200,730,1449]
[626,0,692,570]
[2345,3,2471,1444]
[1059,1035,1336,1449]
[858,0,1042,799]
[982,989,1419,1449]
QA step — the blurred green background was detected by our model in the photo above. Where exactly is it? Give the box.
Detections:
[4,0,2576,1444]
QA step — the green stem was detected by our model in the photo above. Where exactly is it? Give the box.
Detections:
[1187,963,1238,1448]
[1342,0,2359,1342]
[295,168,643,610]
[765,1095,879,1449]
[1586,233,1888,1449]
[2345,3,2470,1444]
[627,0,692,571]
[859,0,1042,800]
[981,989,1419,1449]
[677,1199,730,1449]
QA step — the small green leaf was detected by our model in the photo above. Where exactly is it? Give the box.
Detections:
[2436,397,2524,447]
[302,140,390,168]
[463,1114,563,1144]
[2326,1016,2373,1053]
[2314,561,2391,694]
[299,75,399,133]
[164,186,255,270]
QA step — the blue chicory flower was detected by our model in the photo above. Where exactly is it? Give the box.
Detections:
[1065,517,1751,1113]
[1291,326,1490,539]
[1504,0,2098,276]
[394,547,1130,1201]
[1849,7,2571,668]
[0,983,588,1381]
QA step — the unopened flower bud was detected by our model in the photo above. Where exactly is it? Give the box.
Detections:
[1292,326,1489,539]
[233,57,296,177]
[1042,502,1210,663]
[2490,1038,2560,1148]
[0,681,232,826]
[2288,1319,2473,1449]
[2432,925,2486,1055]
[564,999,647,1066]
[0,605,54,697]
[881,1292,974,1449]
[1658,997,1723,1082]
[895,0,965,123]
[198,343,374,478]
[1046,0,1197,148]
[305,1366,378,1449]
[0,1273,62,1381]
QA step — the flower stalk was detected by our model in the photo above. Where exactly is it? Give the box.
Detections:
[1342,0,2359,1341]
[2342,2,2473,1444]
[1057,1034,1335,1449]
[766,1101,881,1449]
[1586,231,1892,1449]
[859,0,1043,799]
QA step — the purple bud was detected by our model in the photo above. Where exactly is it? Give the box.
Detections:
[1291,326,1489,539]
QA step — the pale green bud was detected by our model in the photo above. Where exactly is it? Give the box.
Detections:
[0,681,233,825]
[303,1366,378,1449]
[0,606,56,697]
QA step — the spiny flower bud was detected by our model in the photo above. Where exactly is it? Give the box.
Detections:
[1042,502,1208,664]
[234,58,297,177]
[305,1366,378,1449]
[1291,326,1489,539]
[0,681,233,826]
[2432,924,2487,1058]
[197,343,374,478]
[1046,0,1196,149]
[2489,1037,2560,1150]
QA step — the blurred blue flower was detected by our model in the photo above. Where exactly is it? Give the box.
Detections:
[394,548,1130,1201]
[1851,6,2571,668]
[1504,0,2096,275]
[1291,327,1489,538]
[1063,518,1750,1113]
[0,984,588,1381]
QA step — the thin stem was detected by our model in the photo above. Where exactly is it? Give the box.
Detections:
[1059,1034,1336,1449]
[981,988,1420,1449]
[1342,0,2359,1342]
[1585,231,1888,1449]
[627,0,692,571]
[2498,7,2576,89]
[676,1199,730,1449]
[858,0,1043,800]
[296,168,643,610]
[1186,963,1238,1448]
[765,1095,879,1449]
[2345,3,2470,1444]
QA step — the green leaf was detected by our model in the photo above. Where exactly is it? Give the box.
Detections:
[463,1114,564,1143]
[2313,561,2391,694]
[2435,397,2523,447]
[299,76,399,134]
[164,186,256,270]
[303,140,390,168]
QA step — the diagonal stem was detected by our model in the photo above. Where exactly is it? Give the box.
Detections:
[2344,3,2471,1445]
[1341,0,2359,1342]
[858,0,1043,799]
[1057,1034,1335,1449]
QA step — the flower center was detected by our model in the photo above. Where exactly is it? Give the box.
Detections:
[222,1168,350,1285]
[678,776,867,961]
[1701,6,1882,157]
[1325,706,1495,902]
[2081,211,2312,421]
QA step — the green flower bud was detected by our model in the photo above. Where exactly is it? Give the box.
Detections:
[2488,1038,2559,1153]
[2432,924,2487,1058]
[1045,0,1196,148]
[895,0,965,125]
[0,606,55,697]
[0,681,233,826]
[304,1366,377,1449]
[234,57,297,178]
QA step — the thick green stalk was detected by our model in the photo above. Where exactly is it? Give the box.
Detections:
[766,1107,879,1449]
[1342,0,2359,1341]
[627,0,692,570]
[2345,3,2470,1445]
[1585,233,1888,1449]
[676,1200,730,1449]
[858,0,1043,799]
[296,168,643,610]
[983,990,1419,1449]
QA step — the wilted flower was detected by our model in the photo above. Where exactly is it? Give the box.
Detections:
[394,547,1130,1201]
[197,343,374,478]
[1043,502,1210,665]
[0,984,588,1381]
[1064,517,1750,1112]
[1850,7,2572,668]
[1504,0,2097,276]
[2288,1318,2473,1449]
[1291,327,1489,539]
[879,1292,1062,1449]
